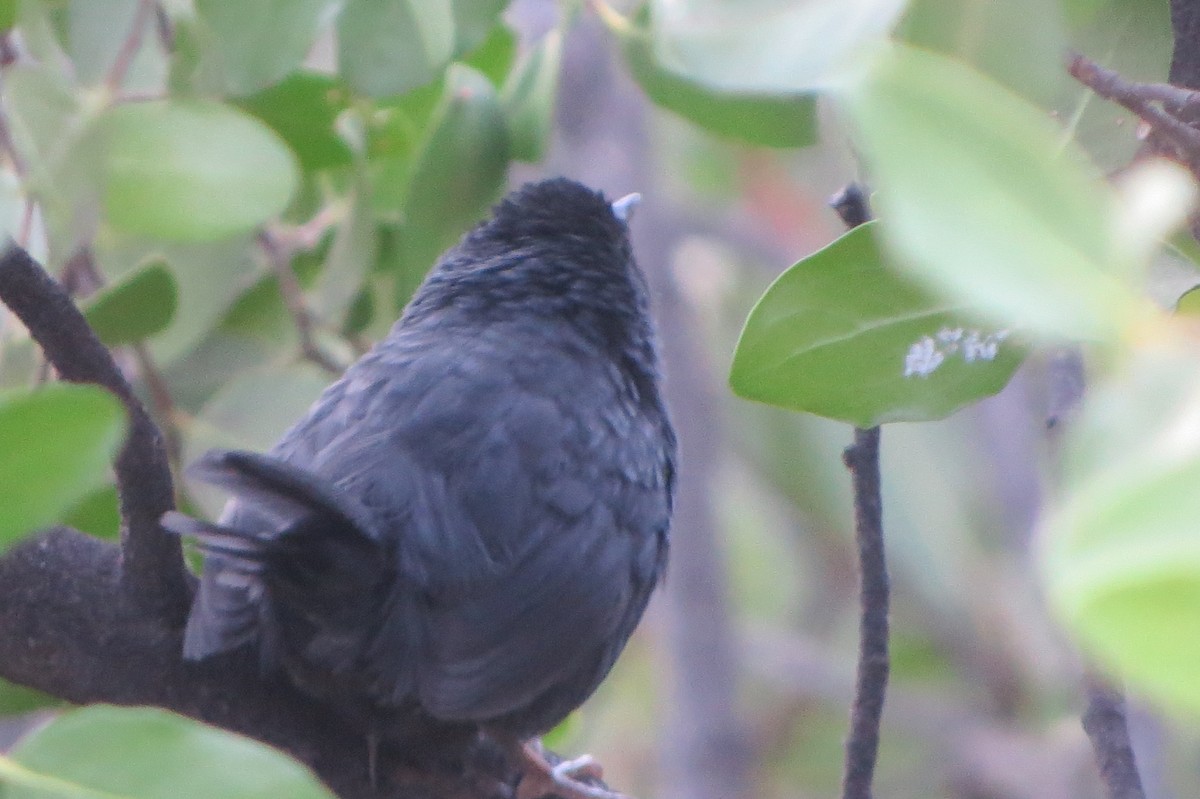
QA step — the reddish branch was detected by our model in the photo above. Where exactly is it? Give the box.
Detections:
[830,185,889,799]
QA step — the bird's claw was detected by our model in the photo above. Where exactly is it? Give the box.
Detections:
[514,741,628,799]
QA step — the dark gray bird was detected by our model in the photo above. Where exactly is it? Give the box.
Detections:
[163,178,675,799]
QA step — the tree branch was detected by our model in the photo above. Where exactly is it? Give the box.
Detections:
[1068,52,1200,176]
[257,229,344,375]
[0,245,582,799]
[0,243,190,619]
[0,528,514,799]
[1043,345,1146,799]
[830,186,889,799]
[1083,675,1146,799]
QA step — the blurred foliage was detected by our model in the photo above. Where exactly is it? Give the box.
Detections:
[1,0,1199,797]
[1,705,334,798]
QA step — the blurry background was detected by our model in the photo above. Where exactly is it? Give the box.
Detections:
[0,0,1194,797]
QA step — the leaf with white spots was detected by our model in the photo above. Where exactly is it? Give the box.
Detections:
[729,223,1026,427]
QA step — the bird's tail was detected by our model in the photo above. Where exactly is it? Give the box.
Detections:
[162,450,385,666]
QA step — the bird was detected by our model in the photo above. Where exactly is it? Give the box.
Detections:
[161,178,676,799]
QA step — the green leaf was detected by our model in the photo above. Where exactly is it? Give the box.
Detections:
[0,754,119,799]
[1042,349,1200,716]
[236,73,354,172]
[194,0,337,96]
[5,705,335,799]
[82,260,178,346]
[833,43,1136,342]
[0,384,125,549]
[729,223,1024,426]
[1177,284,1200,316]
[0,679,58,715]
[93,235,261,366]
[650,0,907,94]
[501,30,561,162]
[2,64,103,260]
[398,64,509,278]
[897,0,1067,103]
[337,0,455,97]
[314,182,376,324]
[605,5,816,148]
[61,484,120,540]
[460,22,517,85]
[366,80,447,215]
[99,100,299,242]
[450,0,507,55]
[0,0,16,30]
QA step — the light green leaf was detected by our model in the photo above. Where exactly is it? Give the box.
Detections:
[1177,285,1200,316]
[0,754,122,799]
[398,64,509,279]
[605,5,816,148]
[0,384,124,549]
[650,0,907,94]
[314,182,376,324]
[1,64,102,260]
[93,235,260,365]
[99,100,299,242]
[6,705,335,799]
[897,0,1067,103]
[195,0,337,96]
[236,72,354,172]
[83,260,178,346]
[1042,348,1200,716]
[833,42,1137,342]
[501,30,561,162]
[337,0,455,97]
[729,223,1024,426]
[459,19,517,85]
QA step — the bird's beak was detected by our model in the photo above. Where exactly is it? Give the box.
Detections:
[611,193,641,223]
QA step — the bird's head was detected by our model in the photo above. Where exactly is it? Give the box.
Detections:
[403,179,653,338]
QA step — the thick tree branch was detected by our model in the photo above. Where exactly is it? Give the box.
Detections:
[0,243,189,619]
[829,186,889,799]
[0,528,513,799]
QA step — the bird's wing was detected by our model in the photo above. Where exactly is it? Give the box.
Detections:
[303,332,671,723]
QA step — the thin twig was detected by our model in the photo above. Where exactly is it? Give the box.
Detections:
[0,243,190,620]
[257,229,344,375]
[1083,675,1146,799]
[104,0,157,95]
[1068,52,1200,173]
[830,184,889,799]
[840,427,888,799]
[1044,346,1146,798]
